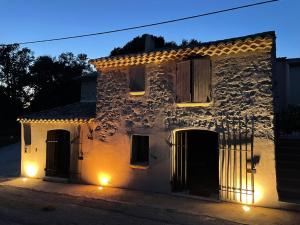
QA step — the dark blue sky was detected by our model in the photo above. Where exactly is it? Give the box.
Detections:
[1,0,299,59]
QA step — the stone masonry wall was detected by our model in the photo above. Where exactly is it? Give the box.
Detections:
[95,51,274,141]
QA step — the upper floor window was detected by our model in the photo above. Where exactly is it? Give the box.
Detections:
[129,65,145,93]
[176,58,211,103]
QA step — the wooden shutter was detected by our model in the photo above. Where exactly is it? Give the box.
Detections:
[192,58,211,102]
[176,60,191,102]
[129,65,145,92]
[23,124,31,146]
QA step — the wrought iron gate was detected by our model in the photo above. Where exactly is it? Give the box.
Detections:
[218,116,256,204]
[171,131,188,191]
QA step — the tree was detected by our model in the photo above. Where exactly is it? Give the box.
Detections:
[110,34,177,56]
[0,44,34,107]
[110,34,201,56]
[0,87,23,136]
[29,52,93,112]
[0,44,33,139]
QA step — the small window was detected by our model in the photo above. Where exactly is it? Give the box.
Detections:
[131,135,149,166]
[23,124,31,146]
[176,58,211,103]
[129,65,145,92]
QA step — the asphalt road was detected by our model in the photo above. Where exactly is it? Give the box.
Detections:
[0,143,20,178]
[0,185,240,225]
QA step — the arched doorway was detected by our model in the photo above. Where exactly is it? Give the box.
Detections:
[45,130,70,178]
[171,129,219,198]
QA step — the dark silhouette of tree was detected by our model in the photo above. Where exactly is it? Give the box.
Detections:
[180,39,202,48]
[0,44,34,107]
[29,52,92,112]
[110,34,201,56]
[110,34,177,56]
[0,87,23,138]
[0,44,33,139]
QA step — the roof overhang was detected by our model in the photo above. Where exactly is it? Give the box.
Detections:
[17,118,94,124]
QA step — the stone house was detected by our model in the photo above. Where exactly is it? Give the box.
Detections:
[19,31,289,208]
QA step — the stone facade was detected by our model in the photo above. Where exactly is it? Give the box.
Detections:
[95,51,275,140]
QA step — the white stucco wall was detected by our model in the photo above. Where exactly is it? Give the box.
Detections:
[20,122,81,179]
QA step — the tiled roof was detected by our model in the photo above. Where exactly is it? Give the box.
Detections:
[90,31,275,69]
[18,102,95,123]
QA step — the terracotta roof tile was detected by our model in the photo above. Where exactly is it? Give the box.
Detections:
[90,31,275,70]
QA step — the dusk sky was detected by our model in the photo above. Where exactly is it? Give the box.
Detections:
[0,0,299,59]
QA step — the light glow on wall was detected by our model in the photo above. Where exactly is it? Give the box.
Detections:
[239,184,263,204]
[24,162,38,177]
[98,173,111,186]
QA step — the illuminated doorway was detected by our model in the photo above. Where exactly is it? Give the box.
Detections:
[171,130,219,198]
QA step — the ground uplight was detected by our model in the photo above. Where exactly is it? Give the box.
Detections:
[25,163,38,177]
[98,173,111,186]
[242,205,250,212]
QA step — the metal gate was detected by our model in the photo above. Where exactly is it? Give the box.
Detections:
[218,116,256,204]
[171,131,188,191]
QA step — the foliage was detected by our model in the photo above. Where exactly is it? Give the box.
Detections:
[0,44,34,107]
[29,52,92,111]
[110,34,201,56]
[0,86,22,136]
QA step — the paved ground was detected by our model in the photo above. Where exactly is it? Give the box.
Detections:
[0,143,20,177]
[2,178,300,225]
[0,185,240,225]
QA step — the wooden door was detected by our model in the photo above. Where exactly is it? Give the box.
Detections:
[45,130,70,178]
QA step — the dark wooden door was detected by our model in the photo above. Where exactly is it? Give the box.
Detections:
[46,130,70,178]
